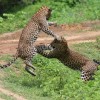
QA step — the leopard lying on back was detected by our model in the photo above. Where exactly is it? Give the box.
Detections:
[36,37,100,81]
[0,6,59,76]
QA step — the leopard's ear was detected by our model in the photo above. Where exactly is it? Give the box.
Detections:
[48,8,52,12]
[61,36,68,46]
[61,36,64,40]
[61,36,66,42]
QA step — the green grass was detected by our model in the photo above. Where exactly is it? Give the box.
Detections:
[0,92,15,100]
[0,41,100,100]
[71,42,100,60]
[0,0,100,34]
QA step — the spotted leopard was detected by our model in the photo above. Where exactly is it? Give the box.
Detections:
[0,6,60,76]
[36,37,99,81]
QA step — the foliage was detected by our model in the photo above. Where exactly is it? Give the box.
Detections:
[1,42,100,100]
[0,17,3,23]
[0,0,100,33]
[0,0,33,17]
[0,0,33,5]
[36,0,85,7]
[0,93,15,100]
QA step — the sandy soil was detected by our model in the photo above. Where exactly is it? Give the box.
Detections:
[0,23,100,55]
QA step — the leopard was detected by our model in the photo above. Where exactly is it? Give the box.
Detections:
[36,36,100,81]
[0,6,60,76]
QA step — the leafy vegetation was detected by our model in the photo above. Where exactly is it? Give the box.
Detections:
[0,93,15,100]
[36,0,85,7]
[0,0,100,33]
[0,41,100,100]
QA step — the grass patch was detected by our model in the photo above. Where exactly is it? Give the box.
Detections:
[0,92,15,100]
[71,42,100,60]
[0,0,100,34]
[0,41,100,100]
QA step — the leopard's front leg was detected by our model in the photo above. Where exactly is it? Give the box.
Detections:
[48,21,57,26]
[39,19,61,40]
[35,44,56,58]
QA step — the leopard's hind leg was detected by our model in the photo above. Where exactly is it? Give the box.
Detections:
[81,61,98,81]
[81,71,93,81]
[25,66,36,76]
[24,47,37,76]
[25,58,36,76]
[25,60,36,70]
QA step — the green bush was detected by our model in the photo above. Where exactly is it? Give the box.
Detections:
[36,0,85,7]
[0,0,100,33]
[0,0,33,5]
[0,0,33,16]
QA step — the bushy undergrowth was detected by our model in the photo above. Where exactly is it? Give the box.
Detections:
[1,42,100,100]
[0,0,100,33]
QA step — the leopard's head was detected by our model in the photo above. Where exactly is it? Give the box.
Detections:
[39,6,52,20]
[50,36,69,53]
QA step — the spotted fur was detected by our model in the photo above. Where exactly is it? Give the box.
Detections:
[36,37,99,81]
[0,6,59,76]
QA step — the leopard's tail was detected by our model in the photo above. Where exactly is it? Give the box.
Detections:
[0,53,18,69]
[93,59,100,65]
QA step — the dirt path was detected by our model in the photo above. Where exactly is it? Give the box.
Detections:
[0,80,26,100]
[0,29,100,55]
[0,21,100,55]
[0,85,26,100]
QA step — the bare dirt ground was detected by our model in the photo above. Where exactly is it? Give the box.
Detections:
[0,21,100,55]
[0,21,100,100]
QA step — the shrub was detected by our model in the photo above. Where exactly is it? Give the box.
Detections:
[0,0,34,16]
[36,0,85,7]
